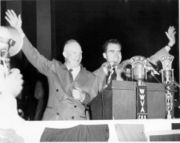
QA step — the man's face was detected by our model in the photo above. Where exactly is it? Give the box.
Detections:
[63,41,82,68]
[103,43,122,65]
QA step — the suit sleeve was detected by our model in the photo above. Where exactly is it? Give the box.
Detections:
[80,73,102,105]
[148,46,170,65]
[93,67,107,92]
[22,36,55,76]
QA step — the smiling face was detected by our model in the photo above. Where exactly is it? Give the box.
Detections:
[103,43,122,66]
[63,40,82,68]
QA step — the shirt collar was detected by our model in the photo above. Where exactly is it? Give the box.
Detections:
[65,64,81,72]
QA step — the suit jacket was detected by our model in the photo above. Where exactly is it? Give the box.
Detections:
[22,37,98,120]
[94,66,107,92]
[92,64,117,120]
[93,47,170,85]
[148,47,171,65]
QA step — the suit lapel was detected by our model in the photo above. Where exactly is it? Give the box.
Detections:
[57,64,74,98]
[56,64,88,99]
[74,67,88,88]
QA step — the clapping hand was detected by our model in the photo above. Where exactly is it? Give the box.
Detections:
[72,87,85,102]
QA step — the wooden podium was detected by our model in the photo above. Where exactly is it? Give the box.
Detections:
[112,81,166,119]
[90,81,166,119]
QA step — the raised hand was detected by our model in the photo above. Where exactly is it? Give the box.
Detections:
[165,26,176,47]
[5,9,24,36]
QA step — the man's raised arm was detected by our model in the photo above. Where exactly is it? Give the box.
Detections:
[5,9,55,76]
[149,26,176,65]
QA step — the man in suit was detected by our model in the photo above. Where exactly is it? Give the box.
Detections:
[91,39,123,119]
[94,39,123,89]
[5,9,99,120]
[95,26,176,87]
[91,26,176,119]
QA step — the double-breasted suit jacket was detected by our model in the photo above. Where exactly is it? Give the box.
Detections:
[22,37,99,120]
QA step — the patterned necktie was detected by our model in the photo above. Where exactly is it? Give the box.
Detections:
[111,66,117,80]
[106,66,116,86]
[68,69,73,81]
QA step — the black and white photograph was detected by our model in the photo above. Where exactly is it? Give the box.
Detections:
[0,0,179,142]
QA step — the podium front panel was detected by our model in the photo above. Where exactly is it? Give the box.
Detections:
[113,88,136,119]
[112,81,166,119]
[146,82,166,118]
[147,91,166,118]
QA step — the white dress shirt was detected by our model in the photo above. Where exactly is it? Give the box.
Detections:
[66,65,81,80]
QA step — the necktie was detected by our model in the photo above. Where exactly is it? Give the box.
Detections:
[68,69,73,81]
[106,66,116,86]
[111,67,117,80]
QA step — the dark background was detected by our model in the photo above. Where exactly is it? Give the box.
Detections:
[52,0,179,73]
[1,0,179,119]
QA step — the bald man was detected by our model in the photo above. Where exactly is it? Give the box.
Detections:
[5,10,98,120]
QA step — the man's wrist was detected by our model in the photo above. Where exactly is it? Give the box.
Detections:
[18,28,25,38]
[165,45,171,52]
[168,42,173,47]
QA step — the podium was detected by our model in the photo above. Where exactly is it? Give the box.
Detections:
[90,81,166,119]
[112,81,166,119]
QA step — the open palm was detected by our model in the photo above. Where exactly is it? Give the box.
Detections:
[165,26,176,47]
[5,9,22,32]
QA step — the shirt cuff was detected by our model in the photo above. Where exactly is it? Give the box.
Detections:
[165,45,171,52]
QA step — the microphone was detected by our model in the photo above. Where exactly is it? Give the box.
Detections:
[103,64,116,89]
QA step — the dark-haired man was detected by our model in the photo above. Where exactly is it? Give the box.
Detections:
[91,26,176,119]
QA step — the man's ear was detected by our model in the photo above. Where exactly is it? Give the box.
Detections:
[103,52,107,60]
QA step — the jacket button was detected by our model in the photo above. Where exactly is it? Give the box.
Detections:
[56,89,59,92]
[56,112,60,115]
[72,116,74,119]
[74,105,77,108]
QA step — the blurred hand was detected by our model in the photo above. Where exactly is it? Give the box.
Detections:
[72,87,85,102]
[165,26,176,47]
[5,9,24,37]
[4,68,23,97]
[102,62,111,75]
